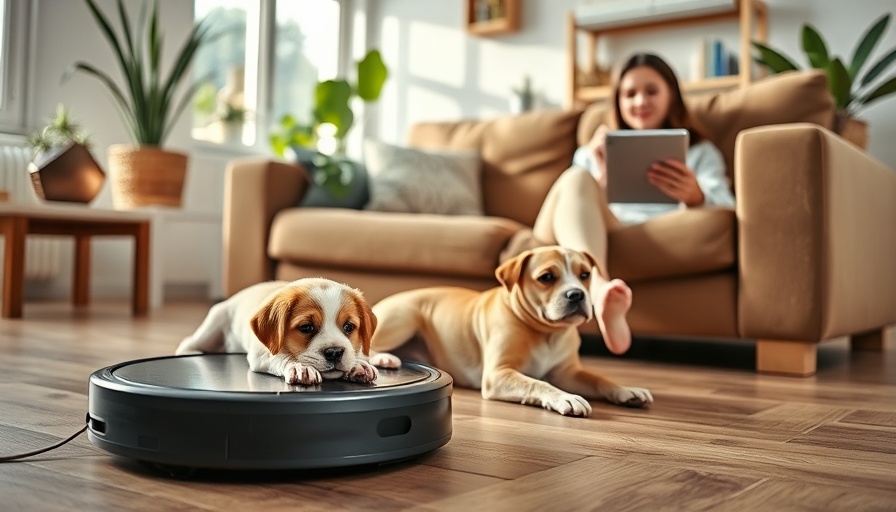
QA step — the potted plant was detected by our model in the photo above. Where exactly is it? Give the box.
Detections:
[269,49,388,200]
[752,13,896,149]
[27,105,105,204]
[66,0,215,208]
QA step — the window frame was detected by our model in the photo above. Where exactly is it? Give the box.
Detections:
[0,0,34,135]
[192,0,353,155]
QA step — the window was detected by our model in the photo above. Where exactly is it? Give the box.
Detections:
[0,0,31,133]
[192,0,344,152]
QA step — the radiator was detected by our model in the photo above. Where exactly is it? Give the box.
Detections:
[0,143,63,281]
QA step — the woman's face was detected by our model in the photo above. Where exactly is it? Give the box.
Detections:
[618,66,672,130]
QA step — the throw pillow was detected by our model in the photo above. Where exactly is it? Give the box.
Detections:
[364,139,483,215]
[298,153,370,210]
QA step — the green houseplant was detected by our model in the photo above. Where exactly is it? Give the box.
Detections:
[270,49,388,198]
[752,13,896,147]
[67,0,215,208]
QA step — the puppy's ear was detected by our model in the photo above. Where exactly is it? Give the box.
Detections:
[496,250,533,292]
[250,292,292,355]
[579,250,607,280]
[351,290,378,356]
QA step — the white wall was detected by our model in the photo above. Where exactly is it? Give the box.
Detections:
[369,0,896,170]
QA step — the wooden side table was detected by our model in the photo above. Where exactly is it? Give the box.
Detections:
[0,203,151,318]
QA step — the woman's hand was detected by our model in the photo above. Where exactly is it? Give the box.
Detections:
[587,125,610,188]
[648,159,704,207]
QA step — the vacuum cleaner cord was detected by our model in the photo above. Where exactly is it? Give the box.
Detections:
[0,424,88,462]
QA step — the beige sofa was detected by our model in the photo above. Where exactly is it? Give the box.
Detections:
[223,71,896,376]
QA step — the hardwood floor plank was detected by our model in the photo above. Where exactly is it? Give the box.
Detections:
[416,457,762,512]
[722,477,896,511]
[787,423,896,455]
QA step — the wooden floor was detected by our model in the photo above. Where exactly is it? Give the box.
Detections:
[1,300,895,511]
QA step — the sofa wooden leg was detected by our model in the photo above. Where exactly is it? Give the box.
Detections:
[756,339,817,377]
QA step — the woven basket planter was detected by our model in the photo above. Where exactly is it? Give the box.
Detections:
[107,144,187,209]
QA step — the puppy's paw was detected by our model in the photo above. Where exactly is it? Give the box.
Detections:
[609,386,653,408]
[285,363,322,386]
[370,352,402,369]
[545,393,592,417]
[174,340,200,356]
[345,360,379,384]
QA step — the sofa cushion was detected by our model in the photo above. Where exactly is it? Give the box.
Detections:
[408,108,581,227]
[268,208,526,279]
[363,140,483,215]
[608,207,736,282]
[578,71,835,185]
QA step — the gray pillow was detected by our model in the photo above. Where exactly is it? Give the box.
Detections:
[363,140,483,215]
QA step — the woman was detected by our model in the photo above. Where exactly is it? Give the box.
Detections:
[520,53,735,356]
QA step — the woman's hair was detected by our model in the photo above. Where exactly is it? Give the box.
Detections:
[607,53,707,146]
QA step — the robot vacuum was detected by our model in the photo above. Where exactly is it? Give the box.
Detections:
[87,354,452,470]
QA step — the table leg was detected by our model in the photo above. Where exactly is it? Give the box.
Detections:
[132,221,150,316]
[73,234,91,307]
[1,216,27,318]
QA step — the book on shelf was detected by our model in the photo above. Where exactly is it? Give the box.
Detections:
[702,38,739,78]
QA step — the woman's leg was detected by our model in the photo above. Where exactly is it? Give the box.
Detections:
[531,167,632,355]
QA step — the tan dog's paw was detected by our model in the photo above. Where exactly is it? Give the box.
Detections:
[608,386,653,408]
[345,360,378,383]
[370,352,402,369]
[285,363,322,386]
[545,393,593,416]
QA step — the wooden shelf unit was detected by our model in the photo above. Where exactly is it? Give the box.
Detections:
[567,0,768,108]
[466,0,520,36]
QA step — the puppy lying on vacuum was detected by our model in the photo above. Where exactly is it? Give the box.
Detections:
[176,278,379,385]
[369,246,652,416]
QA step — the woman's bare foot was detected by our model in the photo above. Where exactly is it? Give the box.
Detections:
[594,279,632,355]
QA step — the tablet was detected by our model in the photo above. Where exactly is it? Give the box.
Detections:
[605,129,689,204]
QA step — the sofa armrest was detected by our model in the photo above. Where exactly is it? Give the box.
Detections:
[222,158,310,297]
[736,123,896,340]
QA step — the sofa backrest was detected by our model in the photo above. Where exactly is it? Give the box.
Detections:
[577,70,836,183]
[407,71,834,227]
[408,109,580,227]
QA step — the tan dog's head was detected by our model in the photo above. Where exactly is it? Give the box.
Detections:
[249,278,377,379]
[496,246,600,328]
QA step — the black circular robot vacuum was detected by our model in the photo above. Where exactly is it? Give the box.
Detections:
[87,354,453,470]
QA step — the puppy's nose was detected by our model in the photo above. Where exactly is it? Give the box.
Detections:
[566,289,585,303]
[323,347,345,362]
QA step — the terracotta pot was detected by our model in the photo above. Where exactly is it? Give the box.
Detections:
[29,142,105,203]
[107,144,187,209]
[835,113,869,150]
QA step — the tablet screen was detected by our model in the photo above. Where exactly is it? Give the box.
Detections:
[605,129,688,204]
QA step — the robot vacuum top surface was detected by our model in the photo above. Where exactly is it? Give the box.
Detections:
[95,353,445,399]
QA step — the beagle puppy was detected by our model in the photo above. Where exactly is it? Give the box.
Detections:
[369,246,653,416]
[176,278,378,386]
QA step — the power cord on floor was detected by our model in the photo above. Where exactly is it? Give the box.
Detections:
[0,423,88,462]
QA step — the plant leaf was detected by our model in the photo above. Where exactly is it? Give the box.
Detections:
[801,24,830,69]
[860,47,896,87]
[858,75,896,108]
[314,80,354,138]
[751,41,800,74]
[849,13,890,80]
[827,57,853,110]
[66,62,139,143]
[356,49,389,102]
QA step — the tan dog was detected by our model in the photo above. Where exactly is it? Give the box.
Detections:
[176,278,378,386]
[369,246,652,416]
